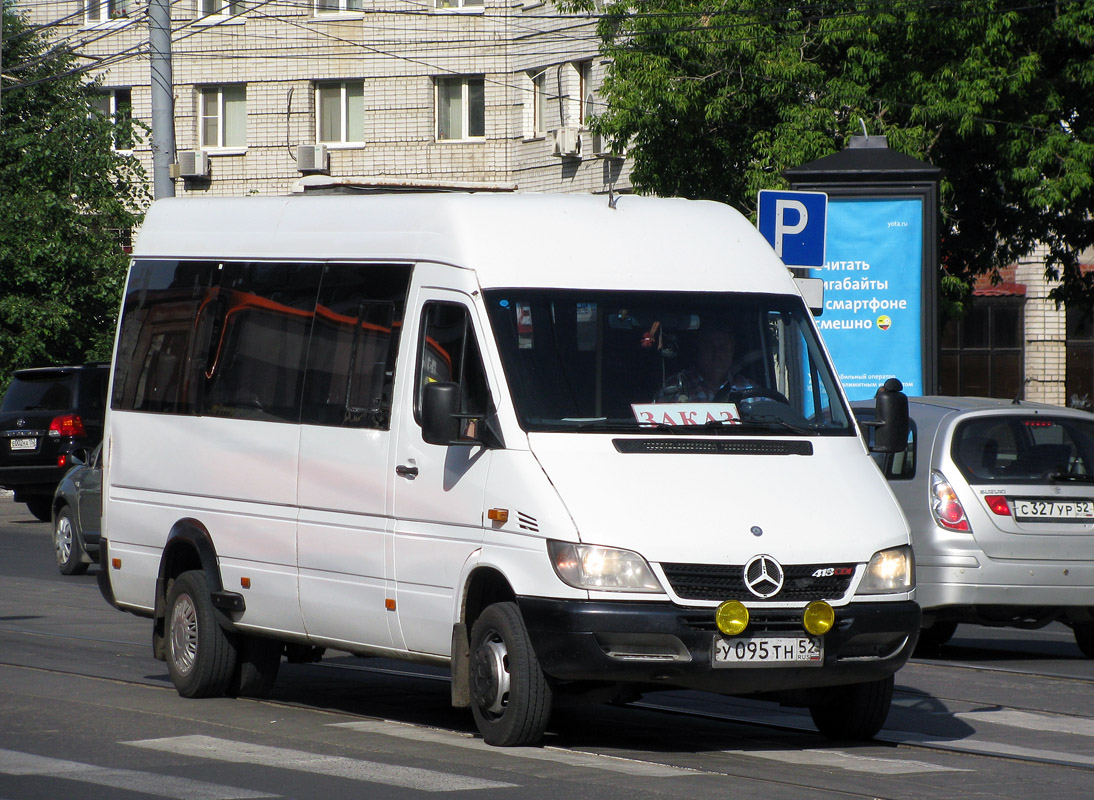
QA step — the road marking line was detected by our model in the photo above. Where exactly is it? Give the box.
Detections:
[720,747,966,774]
[124,735,515,792]
[0,748,273,799]
[331,719,699,777]
[953,708,1094,737]
[884,731,1094,769]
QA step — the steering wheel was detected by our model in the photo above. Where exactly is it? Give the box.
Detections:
[713,385,791,406]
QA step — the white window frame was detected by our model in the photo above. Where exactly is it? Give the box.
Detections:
[578,61,594,126]
[200,0,245,18]
[199,85,247,151]
[84,0,137,25]
[314,0,363,15]
[315,81,365,146]
[91,88,134,152]
[435,76,486,142]
[529,70,546,138]
[435,0,484,12]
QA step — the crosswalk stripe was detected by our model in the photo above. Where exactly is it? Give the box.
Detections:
[884,731,1094,769]
[719,747,967,774]
[952,708,1094,737]
[331,719,699,777]
[124,735,516,792]
[0,748,273,800]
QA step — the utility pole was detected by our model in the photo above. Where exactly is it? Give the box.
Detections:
[148,0,175,198]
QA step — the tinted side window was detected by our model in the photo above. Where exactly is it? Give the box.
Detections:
[300,264,410,429]
[200,262,322,422]
[415,303,490,424]
[112,260,219,414]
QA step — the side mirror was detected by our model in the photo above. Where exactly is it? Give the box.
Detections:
[871,378,909,454]
[421,381,462,445]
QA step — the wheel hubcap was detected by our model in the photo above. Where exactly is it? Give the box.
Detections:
[471,633,511,717]
[54,518,73,564]
[169,594,199,676]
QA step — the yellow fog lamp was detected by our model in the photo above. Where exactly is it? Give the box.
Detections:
[803,600,835,636]
[715,600,749,636]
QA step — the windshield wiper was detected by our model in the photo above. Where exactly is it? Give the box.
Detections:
[1048,472,1094,483]
[734,415,815,435]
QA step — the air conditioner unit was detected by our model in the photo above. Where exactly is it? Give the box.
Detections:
[551,126,581,158]
[176,150,209,178]
[590,131,625,159]
[296,144,329,174]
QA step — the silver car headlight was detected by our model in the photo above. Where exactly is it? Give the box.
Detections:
[547,541,663,592]
[859,545,915,594]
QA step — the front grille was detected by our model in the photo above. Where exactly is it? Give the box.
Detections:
[661,562,856,602]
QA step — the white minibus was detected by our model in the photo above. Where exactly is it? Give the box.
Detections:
[98,192,917,746]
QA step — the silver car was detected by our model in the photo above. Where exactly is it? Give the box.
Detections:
[852,397,1094,656]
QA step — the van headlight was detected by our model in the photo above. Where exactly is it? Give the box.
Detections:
[858,545,914,594]
[547,541,663,592]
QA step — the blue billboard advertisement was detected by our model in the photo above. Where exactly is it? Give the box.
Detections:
[810,197,924,401]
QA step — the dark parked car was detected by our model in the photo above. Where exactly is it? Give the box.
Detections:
[52,444,103,575]
[0,364,109,521]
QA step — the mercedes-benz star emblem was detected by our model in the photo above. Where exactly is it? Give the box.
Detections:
[743,554,784,599]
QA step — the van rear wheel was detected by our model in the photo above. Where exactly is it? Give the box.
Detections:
[468,602,552,746]
[808,675,893,740]
[166,570,238,698]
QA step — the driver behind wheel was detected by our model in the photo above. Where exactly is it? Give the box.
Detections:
[654,326,756,402]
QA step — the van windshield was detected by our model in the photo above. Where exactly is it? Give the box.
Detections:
[484,290,854,436]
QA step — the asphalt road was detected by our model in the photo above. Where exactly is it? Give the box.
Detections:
[1,493,1092,799]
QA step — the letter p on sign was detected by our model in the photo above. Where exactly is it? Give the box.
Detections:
[757,190,828,269]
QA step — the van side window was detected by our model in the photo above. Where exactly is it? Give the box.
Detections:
[415,303,490,423]
[199,262,323,422]
[112,260,220,414]
[300,264,410,429]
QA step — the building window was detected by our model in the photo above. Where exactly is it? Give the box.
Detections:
[201,0,244,17]
[200,86,246,149]
[86,0,137,22]
[316,82,364,144]
[315,0,363,14]
[530,71,545,137]
[436,77,485,141]
[578,61,593,125]
[1067,305,1094,410]
[435,0,483,10]
[91,88,134,151]
[940,299,1024,399]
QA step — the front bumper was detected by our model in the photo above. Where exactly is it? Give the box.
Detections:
[517,596,920,695]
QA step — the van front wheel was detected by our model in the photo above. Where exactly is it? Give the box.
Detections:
[166,570,238,698]
[468,602,552,746]
[808,675,893,740]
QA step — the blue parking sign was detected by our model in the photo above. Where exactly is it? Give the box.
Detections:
[757,190,828,268]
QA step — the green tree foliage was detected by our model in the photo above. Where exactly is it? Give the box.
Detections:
[1,7,147,391]
[568,0,1094,308]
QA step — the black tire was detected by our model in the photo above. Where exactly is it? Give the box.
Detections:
[1073,622,1094,658]
[165,570,238,698]
[468,602,553,746]
[53,506,89,576]
[26,496,52,522]
[808,675,894,741]
[914,620,957,655]
[231,635,282,698]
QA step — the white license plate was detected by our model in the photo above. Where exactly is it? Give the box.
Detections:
[9,438,37,451]
[1013,499,1094,520]
[713,635,823,667]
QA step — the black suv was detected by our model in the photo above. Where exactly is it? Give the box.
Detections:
[0,364,109,521]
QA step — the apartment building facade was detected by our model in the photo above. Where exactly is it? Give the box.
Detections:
[23,0,629,197]
[13,1,1093,409]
